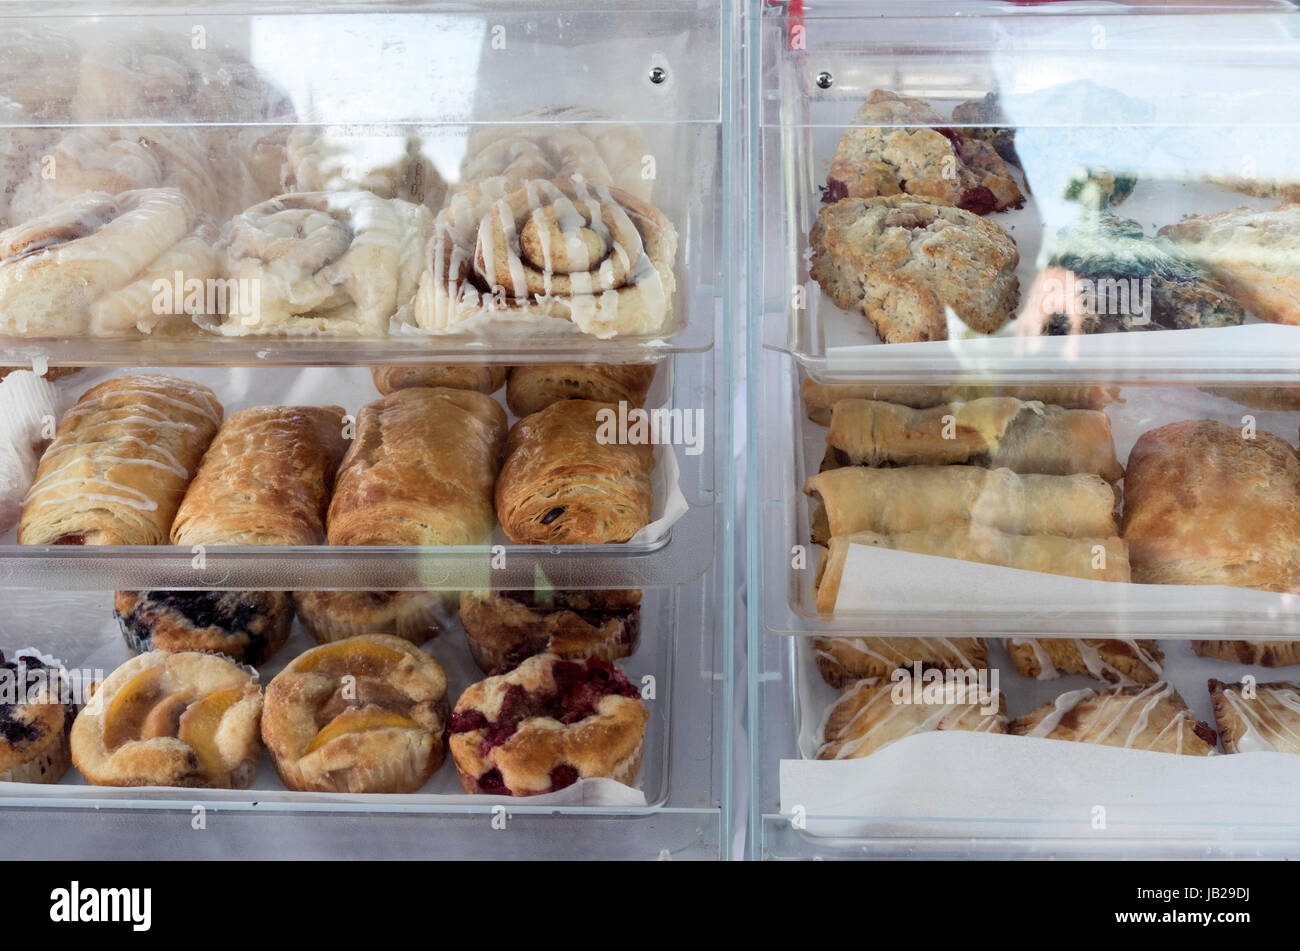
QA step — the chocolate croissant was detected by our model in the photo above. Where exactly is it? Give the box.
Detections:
[506,363,657,418]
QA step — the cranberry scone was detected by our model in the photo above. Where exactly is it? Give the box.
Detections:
[0,650,77,784]
[459,589,641,673]
[448,654,648,796]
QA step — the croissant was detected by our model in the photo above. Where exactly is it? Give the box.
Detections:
[506,363,657,418]
[370,365,508,396]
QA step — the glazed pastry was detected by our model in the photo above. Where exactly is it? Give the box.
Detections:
[800,378,1119,425]
[327,388,507,546]
[114,591,294,667]
[506,363,657,418]
[0,370,70,534]
[0,650,77,784]
[1121,420,1300,592]
[448,653,648,796]
[292,590,445,646]
[804,466,1119,545]
[213,190,435,335]
[824,90,1023,214]
[459,589,641,673]
[814,528,1130,613]
[261,635,449,793]
[87,221,222,336]
[1009,682,1217,755]
[416,177,677,338]
[283,130,447,211]
[19,375,223,546]
[171,405,348,547]
[496,399,655,545]
[810,195,1020,342]
[0,189,198,336]
[370,365,508,396]
[1191,641,1300,667]
[811,636,988,689]
[1209,679,1300,754]
[71,651,263,788]
[823,398,1124,482]
[1006,639,1164,685]
[816,673,1007,760]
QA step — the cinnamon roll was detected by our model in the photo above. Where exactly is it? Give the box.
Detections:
[283,129,447,212]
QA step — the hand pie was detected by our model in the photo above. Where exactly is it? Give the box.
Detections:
[1009,683,1217,755]
[0,650,76,784]
[292,590,446,646]
[171,405,348,547]
[496,399,655,545]
[1208,678,1300,754]
[816,673,1007,760]
[19,375,223,546]
[459,589,641,674]
[261,635,449,793]
[327,387,507,546]
[448,654,648,796]
[812,637,988,689]
[370,365,507,396]
[114,591,294,667]
[799,378,1118,426]
[1191,640,1300,667]
[71,651,263,788]
[1006,639,1164,685]
[506,363,657,418]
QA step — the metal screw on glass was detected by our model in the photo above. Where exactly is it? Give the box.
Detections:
[815,71,833,90]
[649,66,667,85]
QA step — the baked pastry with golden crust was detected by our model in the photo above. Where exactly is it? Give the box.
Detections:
[327,387,507,546]
[0,650,77,784]
[1006,638,1163,685]
[800,378,1119,426]
[19,375,223,546]
[1010,682,1217,755]
[1192,640,1300,667]
[506,363,657,418]
[370,365,508,396]
[1121,420,1300,592]
[171,405,347,547]
[114,591,293,666]
[448,653,648,796]
[1209,678,1300,754]
[71,651,263,787]
[816,673,1007,760]
[292,590,445,646]
[459,589,641,673]
[811,636,988,688]
[261,635,448,793]
[496,399,655,545]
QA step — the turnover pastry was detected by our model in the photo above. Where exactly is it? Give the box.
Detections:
[816,673,1007,760]
[448,653,648,796]
[370,365,508,396]
[261,635,449,793]
[19,375,223,546]
[496,399,655,545]
[506,363,657,418]
[1009,682,1217,755]
[71,651,264,788]
[1006,639,1163,685]
[810,195,1020,342]
[114,591,294,667]
[327,387,507,546]
[825,90,1023,214]
[800,378,1118,425]
[292,590,446,646]
[823,398,1124,482]
[812,637,988,689]
[459,589,641,674]
[0,650,77,784]
[1121,420,1300,592]
[1209,679,1300,754]
[171,405,348,547]
[1191,641,1300,668]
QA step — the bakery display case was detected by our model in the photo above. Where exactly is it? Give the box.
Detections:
[0,1,736,861]
[748,0,1300,860]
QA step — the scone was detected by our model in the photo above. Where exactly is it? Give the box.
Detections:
[1208,678,1300,754]
[113,591,293,667]
[292,590,445,646]
[448,654,648,796]
[1006,639,1164,685]
[0,650,77,784]
[1009,682,1217,755]
[810,195,1020,342]
[1191,641,1300,667]
[951,91,1018,167]
[812,637,988,689]
[261,635,449,793]
[71,651,263,788]
[459,589,641,673]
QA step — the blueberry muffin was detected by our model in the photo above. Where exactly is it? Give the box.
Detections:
[114,591,293,667]
[0,649,77,784]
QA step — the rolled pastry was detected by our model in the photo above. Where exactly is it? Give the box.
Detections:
[814,527,1130,614]
[800,378,1119,426]
[171,405,349,547]
[824,397,1124,482]
[327,387,507,546]
[506,362,657,418]
[88,221,221,336]
[370,365,508,396]
[496,399,655,545]
[803,466,1119,543]
[19,375,223,546]
[1009,682,1217,755]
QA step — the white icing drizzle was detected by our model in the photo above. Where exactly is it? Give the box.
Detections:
[1220,684,1300,753]
[1025,688,1096,738]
